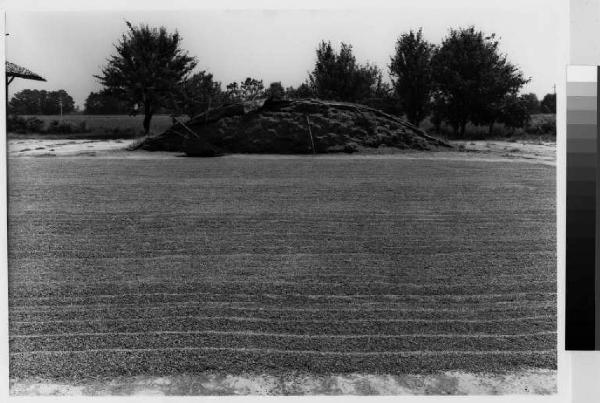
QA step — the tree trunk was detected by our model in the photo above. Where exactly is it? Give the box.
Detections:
[488,121,495,137]
[143,103,153,135]
[451,123,459,138]
[459,121,467,138]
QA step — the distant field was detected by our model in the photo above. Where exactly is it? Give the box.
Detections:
[8,157,556,380]
[421,113,556,140]
[12,114,174,138]
[9,113,556,142]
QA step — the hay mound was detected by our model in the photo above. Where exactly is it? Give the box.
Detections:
[138,98,451,155]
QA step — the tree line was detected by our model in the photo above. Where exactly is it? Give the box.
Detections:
[8,89,75,115]
[9,22,556,137]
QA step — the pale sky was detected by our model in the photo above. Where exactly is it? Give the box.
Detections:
[6,1,562,108]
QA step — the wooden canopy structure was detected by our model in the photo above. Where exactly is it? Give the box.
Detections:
[5,61,46,107]
[6,61,46,85]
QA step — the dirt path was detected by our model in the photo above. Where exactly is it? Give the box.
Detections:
[7,138,556,166]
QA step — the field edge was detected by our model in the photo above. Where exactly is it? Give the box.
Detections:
[9,369,557,396]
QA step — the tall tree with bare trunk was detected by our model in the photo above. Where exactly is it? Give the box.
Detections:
[96,21,197,135]
[389,28,435,127]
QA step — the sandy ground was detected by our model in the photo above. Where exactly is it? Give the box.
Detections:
[7,138,556,165]
[7,137,556,395]
[10,369,556,396]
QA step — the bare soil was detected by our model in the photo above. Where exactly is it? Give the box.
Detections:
[7,141,556,395]
[10,369,556,395]
[7,138,556,166]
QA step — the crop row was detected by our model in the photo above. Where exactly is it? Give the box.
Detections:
[10,348,557,379]
[10,315,556,336]
[8,279,556,299]
[9,303,556,323]
[8,290,556,308]
[10,331,556,353]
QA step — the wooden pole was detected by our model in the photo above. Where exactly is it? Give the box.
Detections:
[172,115,200,139]
[6,77,14,115]
[305,115,316,154]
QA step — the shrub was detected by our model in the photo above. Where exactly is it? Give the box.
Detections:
[525,114,556,135]
[7,115,44,134]
[102,127,141,138]
[45,120,90,134]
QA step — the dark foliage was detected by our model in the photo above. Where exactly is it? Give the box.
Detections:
[285,83,315,99]
[497,95,531,132]
[520,93,541,115]
[7,115,89,134]
[95,21,197,134]
[389,28,435,126]
[265,82,285,100]
[431,26,529,137]
[225,78,265,102]
[9,89,75,115]
[174,71,225,117]
[7,115,44,133]
[540,93,556,113]
[308,41,383,103]
[84,90,131,114]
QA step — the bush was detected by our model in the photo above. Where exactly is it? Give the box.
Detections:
[45,120,90,134]
[7,115,45,133]
[525,114,556,135]
[7,116,91,135]
[102,127,142,138]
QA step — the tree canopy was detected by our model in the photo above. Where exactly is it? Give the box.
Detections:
[520,93,541,115]
[95,21,197,134]
[308,41,383,103]
[84,90,130,114]
[175,71,224,117]
[541,93,556,113]
[431,26,529,136]
[389,28,435,126]
[9,89,75,115]
[224,77,265,102]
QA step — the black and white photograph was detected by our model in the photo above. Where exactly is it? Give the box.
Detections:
[4,0,561,396]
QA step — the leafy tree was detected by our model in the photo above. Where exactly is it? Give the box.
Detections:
[9,89,74,115]
[265,82,285,100]
[240,77,265,100]
[308,41,382,102]
[95,21,197,135]
[285,83,314,99]
[224,78,266,102]
[431,26,529,137]
[175,71,224,117]
[540,92,556,113]
[51,90,75,114]
[389,28,435,126]
[84,90,130,114]
[498,95,530,133]
[8,89,39,114]
[520,92,541,115]
[225,82,241,102]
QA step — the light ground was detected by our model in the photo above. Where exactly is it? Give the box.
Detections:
[7,138,556,165]
[7,138,556,395]
[10,369,556,395]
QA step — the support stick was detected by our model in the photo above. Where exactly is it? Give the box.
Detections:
[172,116,200,139]
[305,115,316,154]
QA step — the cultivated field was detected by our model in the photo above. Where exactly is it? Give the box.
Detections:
[7,156,556,392]
[10,113,556,141]
[14,114,174,138]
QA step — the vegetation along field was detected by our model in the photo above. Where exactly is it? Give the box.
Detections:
[9,114,174,140]
[8,156,556,381]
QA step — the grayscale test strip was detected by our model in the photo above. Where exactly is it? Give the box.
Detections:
[566,65,600,350]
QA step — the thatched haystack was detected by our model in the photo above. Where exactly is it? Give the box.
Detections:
[137,98,451,156]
